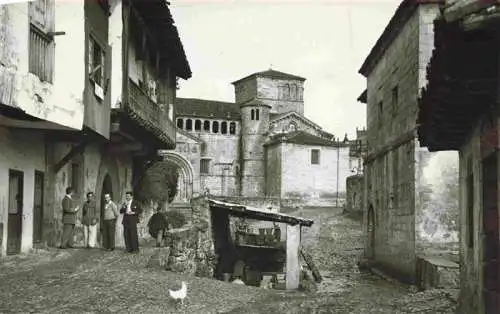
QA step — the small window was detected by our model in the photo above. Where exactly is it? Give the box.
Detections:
[251,109,255,120]
[203,120,210,132]
[290,84,297,100]
[194,119,202,131]
[212,121,219,133]
[255,109,260,121]
[200,159,210,174]
[311,149,320,165]
[221,122,228,134]
[177,118,184,129]
[229,122,236,135]
[88,36,105,87]
[186,119,192,131]
[391,86,399,111]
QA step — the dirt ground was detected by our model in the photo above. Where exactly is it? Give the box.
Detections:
[0,207,457,313]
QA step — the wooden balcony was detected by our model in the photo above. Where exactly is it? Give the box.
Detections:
[116,79,175,149]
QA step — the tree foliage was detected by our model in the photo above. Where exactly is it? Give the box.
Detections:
[137,160,179,204]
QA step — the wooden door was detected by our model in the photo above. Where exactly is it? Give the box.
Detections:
[481,152,499,313]
[33,171,44,244]
[7,170,24,255]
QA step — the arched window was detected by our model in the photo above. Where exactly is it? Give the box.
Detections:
[255,109,260,121]
[186,119,192,131]
[290,84,297,100]
[284,84,290,99]
[278,86,284,99]
[298,86,304,101]
[203,120,210,132]
[221,121,228,134]
[176,118,184,129]
[212,121,219,133]
[229,122,236,135]
[251,109,255,120]
[194,119,202,131]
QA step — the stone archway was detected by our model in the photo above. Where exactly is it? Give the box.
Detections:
[158,151,196,203]
[95,154,120,247]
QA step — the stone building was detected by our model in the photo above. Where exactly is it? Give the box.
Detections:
[345,127,367,214]
[418,1,500,312]
[173,69,354,206]
[0,0,191,255]
[358,0,459,283]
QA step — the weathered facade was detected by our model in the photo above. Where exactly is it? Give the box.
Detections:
[0,0,191,255]
[345,128,367,214]
[265,131,349,202]
[358,0,459,283]
[418,1,500,312]
[173,70,354,207]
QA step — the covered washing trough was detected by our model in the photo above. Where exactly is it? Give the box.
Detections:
[207,199,314,290]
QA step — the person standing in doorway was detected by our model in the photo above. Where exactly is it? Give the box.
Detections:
[102,193,119,251]
[119,191,142,253]
[60,187,79,249]
[82,192,98,248]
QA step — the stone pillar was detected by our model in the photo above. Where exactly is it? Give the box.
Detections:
[190,196,216,277]
[286,224,301,290]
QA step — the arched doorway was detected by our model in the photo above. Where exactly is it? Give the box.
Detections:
[366,204,375,259]
[99,174,113,246]
[158,151,196,203]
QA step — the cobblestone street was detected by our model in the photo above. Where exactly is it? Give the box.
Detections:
[0,208,457,313]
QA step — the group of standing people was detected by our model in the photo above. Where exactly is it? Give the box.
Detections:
[60,187,143,253]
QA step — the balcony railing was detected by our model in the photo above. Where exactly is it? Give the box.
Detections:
[127,79,176,144]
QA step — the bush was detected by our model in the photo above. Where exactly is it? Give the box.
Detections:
[165,210,187,229]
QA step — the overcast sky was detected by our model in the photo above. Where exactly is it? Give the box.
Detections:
[171,0,401,139]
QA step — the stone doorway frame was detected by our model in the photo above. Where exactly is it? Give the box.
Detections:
[158,151,196,203]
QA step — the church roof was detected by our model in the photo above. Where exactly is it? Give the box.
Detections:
[269,111,335,138]
[176,98,240,120]
[264,131,342,147]
[231,69,306,85]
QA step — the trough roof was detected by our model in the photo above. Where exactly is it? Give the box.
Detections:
[208,199,314,227]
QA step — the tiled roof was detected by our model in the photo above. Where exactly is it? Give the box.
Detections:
[269,111,334,138]
[264,131,340,147]
[232,69,306,85]
[176,98,240,120]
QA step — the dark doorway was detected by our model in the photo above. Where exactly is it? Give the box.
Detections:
[99,174,112,246]
[7,170,24,255]
[33,171,44,244]
[482,152,499,313]
[366,204,375,259]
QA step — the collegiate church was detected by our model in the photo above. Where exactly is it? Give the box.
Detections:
[167,69,354,205]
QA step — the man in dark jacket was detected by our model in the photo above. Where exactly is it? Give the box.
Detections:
[81,191,98,248]
[119,191,142,253]
[60,187,79,249]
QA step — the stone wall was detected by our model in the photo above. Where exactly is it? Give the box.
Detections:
[362,4,441,283]
[150,196,216,277]
[280,143,349,202]
[456,122,483,314]
[345,174,363,214]
[45,142,132,248]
